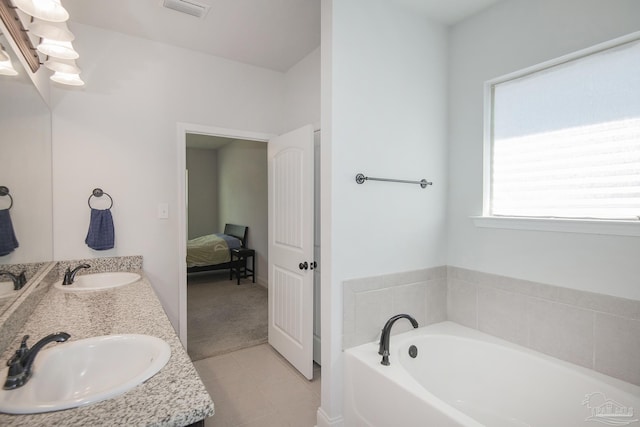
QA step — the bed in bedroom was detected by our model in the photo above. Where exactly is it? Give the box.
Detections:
[186,223,248,274]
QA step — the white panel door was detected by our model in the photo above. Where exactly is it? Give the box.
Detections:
[268,124,314,380]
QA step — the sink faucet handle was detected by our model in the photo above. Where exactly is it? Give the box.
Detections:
[19,335,29,348]
[16,335,29,356]
[18,335,29,353]
[6,335,29,368]
[6,351,25,386]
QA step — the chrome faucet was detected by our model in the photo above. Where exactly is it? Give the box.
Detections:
[0,270,27,290]
[62,264,91,285]
[378,314,419,366]
[3,332,71,390]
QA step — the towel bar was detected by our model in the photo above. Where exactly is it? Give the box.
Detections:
[355,173,433,189]
[0,186,13,210]
[88,188,113,209]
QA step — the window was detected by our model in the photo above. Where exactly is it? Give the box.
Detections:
[485,35,640,221]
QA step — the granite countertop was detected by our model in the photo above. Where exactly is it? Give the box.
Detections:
[0,275,214,426]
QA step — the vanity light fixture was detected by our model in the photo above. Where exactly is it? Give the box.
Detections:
[37,38,78,59]
[50,70,83,86]
[29,18,74,41]
[13,0,69,23]
[1,0,84,86]
[44,56,79,74]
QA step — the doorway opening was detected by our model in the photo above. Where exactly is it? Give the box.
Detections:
[176,123,321,374]
[176,123,272,349]
[185,134,269,360]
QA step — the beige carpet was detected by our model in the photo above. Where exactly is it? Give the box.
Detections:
[187,271,268,361]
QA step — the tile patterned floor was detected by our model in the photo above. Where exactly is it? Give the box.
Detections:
[193,344,321,427]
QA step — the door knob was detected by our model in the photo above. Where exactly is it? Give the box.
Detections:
[310,261,317,270]
[299,262,308,270]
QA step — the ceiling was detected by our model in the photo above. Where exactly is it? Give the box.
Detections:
[63,0,500,73]
[186,134,236,150]
[63,0,321,73]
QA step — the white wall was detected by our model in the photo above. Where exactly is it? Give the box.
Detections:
[186,148,218,240]
[51,23,284,331]
[332,0,448,280]
[283,46,321,132]
[447,0,640,301]
[217,140,268,285]
[321,0,449,423]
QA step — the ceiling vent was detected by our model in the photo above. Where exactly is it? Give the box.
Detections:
[162,0,210,19]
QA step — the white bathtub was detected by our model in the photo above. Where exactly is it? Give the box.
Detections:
[344,321,640,427]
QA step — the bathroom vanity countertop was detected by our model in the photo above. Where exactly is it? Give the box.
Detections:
[0,275,214,426]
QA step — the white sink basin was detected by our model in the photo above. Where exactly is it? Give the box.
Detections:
[0,334,171,414]
[54,272,141,291]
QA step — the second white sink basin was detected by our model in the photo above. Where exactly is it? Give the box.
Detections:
[54,272,141,291]
[0,334,171,414]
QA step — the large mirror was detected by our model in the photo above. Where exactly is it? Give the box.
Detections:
[0,32,53,312]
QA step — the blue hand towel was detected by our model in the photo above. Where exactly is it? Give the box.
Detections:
[85,208,114,250]
[0,209,19,256]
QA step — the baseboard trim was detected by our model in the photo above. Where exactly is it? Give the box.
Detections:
[316,407,343,427]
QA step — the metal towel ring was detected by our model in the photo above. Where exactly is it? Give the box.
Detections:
[0,186,13,210]
[88,188,113,209]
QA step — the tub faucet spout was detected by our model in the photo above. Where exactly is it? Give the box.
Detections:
[62,264,91,285]
[378,314,418,366]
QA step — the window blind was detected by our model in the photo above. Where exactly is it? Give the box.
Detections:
[490,38,640,220]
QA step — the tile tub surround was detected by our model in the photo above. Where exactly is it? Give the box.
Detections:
[0,275,214,426]
[343,266,447,349]
[343,265,640,386]
[447,266,640,386]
